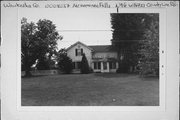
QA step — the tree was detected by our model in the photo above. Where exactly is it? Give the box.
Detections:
[57,49,73,74]
[36,54,57,70]
[21,18,61,77]
[110,13,156,73]
[21,18,38,77]
[138,14,159,76]
[80,53,89,74]
[36,57,50,70]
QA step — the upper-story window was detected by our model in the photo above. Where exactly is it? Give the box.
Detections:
[75,48,83,56]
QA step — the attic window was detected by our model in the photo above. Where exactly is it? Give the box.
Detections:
[75,48,83,56]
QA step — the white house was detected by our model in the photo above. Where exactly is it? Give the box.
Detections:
[66,41,118,73]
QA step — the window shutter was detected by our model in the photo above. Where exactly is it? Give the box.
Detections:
[81,48,83,55]
[75,49,77,56]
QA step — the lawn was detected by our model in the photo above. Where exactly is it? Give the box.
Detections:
[21,73,159,106]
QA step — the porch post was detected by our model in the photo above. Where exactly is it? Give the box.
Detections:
[116,62,118,69]
[101,62,103,73]
[107,62,110,72]
[92,62,94,69]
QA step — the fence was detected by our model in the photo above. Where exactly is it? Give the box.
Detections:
[21,70,60,76]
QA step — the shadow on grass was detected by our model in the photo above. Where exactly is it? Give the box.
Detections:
[139,76,159,81]
[21,73,93,78]
[21,75,48,78]
[93,73,135,78]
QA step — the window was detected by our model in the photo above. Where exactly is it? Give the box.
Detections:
[75,48,83,56]
[94,62,101,69]
[98,62,101,69]
[103,62,107,70]
[109,62,116,69]
[94,62,97,69]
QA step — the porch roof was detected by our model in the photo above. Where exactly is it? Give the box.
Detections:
[88,45,114,52]
[92,57,118,62]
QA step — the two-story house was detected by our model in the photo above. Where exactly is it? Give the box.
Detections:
[66,41,118,73]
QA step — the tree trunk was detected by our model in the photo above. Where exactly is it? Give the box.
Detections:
[24,61,32,77]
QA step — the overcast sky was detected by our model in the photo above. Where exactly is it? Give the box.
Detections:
[20,8,117,50]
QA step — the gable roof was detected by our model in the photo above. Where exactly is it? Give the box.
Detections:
[66,41,93,51]
[66,41,115,53]
[88,45,112,52]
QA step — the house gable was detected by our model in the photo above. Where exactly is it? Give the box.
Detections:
[66,41,93,65]
[66,41,93,52]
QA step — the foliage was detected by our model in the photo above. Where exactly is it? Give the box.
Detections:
[110,14,149,72]
[138,14,159,76]
[36,57,50,70]
[80,53,89,74]
[57,49,73,74]
[36,56,56,70]
[21,18,38,76]
[21,17,61,77]
[110,13,159,74]
[111,13,148,41]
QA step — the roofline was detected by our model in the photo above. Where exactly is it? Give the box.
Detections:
[66,41,94,51]
[88,45,111,47]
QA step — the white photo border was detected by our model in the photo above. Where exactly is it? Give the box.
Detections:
[1,1,179,120]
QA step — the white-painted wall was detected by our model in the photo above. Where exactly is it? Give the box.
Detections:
[92,52,117,59]
[67,43,92,66]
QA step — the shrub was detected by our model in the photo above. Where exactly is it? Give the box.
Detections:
[57,49,73,74]
[89,67,94,73]
[57,53,73,74]
[80,53,89,74]
[36,58,50,70]
[138,62,158,77]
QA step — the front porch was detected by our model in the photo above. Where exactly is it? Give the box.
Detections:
[92,61,118,73]
[72,59,119,73]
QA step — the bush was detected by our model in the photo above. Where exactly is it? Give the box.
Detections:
[138,62,158,77]
[80,53,89,74]
[36,58,50,70]
[57,54,73,74]
[89,67,94,73]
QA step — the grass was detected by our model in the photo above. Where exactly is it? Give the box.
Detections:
[21,73,159,106]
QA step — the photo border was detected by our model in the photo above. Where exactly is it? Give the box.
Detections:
[1,1,179,120]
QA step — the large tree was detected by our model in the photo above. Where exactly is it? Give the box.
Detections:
[21,18,61,77]
[138,14,159,76]
[110,13,157,73]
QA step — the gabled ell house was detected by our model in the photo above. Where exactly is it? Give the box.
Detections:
[66,41,118,73]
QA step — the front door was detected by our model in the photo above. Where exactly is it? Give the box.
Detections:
[103,62,109,72]
[103,62,107,70]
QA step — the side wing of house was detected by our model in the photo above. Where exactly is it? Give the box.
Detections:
[92,51,118,73]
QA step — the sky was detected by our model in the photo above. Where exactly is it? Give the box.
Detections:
[20,8,117,50]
